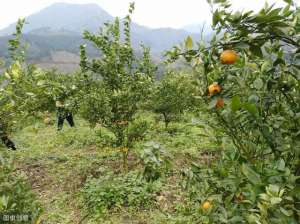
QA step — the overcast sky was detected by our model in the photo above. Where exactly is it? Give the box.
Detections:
[0,0,287,29]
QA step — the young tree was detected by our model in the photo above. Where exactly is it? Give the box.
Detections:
[79,3,156,170]
[150,72,198,129]
[0,19,28,150]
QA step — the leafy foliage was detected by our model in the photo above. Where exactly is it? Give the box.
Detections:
[139,142,172,182]
[81,171,161,220]
[0,154,42,222]
[149,72,198,128]
[0,20,29,136]
[78,4,157,171]
[166,0,300,222]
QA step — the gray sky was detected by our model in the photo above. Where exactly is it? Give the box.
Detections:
[0,0,287,29]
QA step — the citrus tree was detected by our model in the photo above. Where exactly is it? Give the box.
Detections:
[0,19,67,132]
[79,3,156,170]
[149,71,198,129]
[37,70,80,116]
[0,19,44,220]
[0,19,29,142]
[167,0,300,222]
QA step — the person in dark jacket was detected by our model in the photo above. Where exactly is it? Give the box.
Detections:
[56,100,75,131]
[0,123,16,150]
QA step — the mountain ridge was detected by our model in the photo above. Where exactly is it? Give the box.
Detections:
[0,3,210,72]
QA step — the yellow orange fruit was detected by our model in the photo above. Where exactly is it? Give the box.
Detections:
[202,201,212,210]
[216,98,225,109]
[208,83,221,96]
[220,50,238,65]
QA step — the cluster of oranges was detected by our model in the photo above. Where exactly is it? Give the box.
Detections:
[208,82,224,109]
[207,50,238,109]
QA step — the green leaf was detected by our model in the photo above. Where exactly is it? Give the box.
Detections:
[267,184,280,195]
[270,197,282,205]
[250,44,263,58]
[229,216,244,222]
[248,95,259,104]
[231,96,242,112]
[11,62,21,79]
[235,42,249,49]
[242,163,262,185]
[243,103,259,118]
[214,0,227,3]
[276,159,285,171]
[213,10,221,26]
[4,72,11,79]
[253,78,264,90]
[37,80,45,86]
[0,195,9,208]
[185,36,193,49]
[246,214,260,223]
[261,61,271,72]
[280,207,293,216]
[283,0,292,4]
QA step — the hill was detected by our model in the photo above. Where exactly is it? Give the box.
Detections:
[0,3,209,71]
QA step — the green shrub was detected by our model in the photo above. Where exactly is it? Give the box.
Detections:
[149,72,199,129]
[0,154,42,223]
[127,118,150,146]
[180,150,300,224]
[81,171,161,219]
[139,142,172,182]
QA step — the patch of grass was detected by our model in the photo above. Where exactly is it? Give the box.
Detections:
[1,113,219,223]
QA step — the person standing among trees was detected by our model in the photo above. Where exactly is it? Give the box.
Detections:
[56,99,75,131]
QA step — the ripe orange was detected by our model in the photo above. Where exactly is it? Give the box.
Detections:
[216,98,225,109]
[208,83,221,96]
[220,50,238,65]
[202,201,212,210]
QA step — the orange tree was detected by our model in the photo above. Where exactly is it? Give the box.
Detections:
[149,71,199,129]
[79,3,156,170]
[167,0,300,223]
[0,20,58,132]
[0,19,43,220]
[0,19,29,139]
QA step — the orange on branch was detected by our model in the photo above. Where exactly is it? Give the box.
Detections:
[208,83,221,96]
[216,98,225,109]
[201,201,212,210]
[220,50,238,65]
